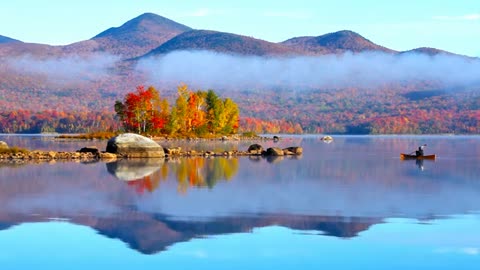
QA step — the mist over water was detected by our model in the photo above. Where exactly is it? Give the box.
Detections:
[7,53,120,84]
[136,50,480,90]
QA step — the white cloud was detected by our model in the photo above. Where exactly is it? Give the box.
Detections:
[433,14,480,21]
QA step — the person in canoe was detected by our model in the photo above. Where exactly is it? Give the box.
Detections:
[415,144,427,157]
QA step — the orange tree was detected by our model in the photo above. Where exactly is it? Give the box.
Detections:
[114,85,168,134]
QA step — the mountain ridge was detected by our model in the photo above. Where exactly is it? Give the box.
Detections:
[64,13,192,58]
[282,30,396,54]
[145,29,305,57]
[0,13,470,58]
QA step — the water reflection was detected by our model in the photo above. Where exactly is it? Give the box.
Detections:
[1,135,479,257]
[399,158,435,171]
[106,159,164,181]
[106,157,239,194]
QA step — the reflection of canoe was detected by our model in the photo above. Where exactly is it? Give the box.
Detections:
[400,153,436,160]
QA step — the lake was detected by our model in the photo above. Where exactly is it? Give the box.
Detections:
[0,134,479,269]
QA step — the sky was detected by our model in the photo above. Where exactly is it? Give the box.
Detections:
[0,0,479,57]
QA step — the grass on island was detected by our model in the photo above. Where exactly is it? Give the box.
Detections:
[241,131,258,138]
[56,131,118,140]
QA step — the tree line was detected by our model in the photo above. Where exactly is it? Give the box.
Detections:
[114,84,240,136]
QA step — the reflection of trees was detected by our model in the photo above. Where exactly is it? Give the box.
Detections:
[173,157,239,193]
[108,157,239,194]
[127,166,169,194]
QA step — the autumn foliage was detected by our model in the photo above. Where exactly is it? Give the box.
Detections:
[114,84,240,136]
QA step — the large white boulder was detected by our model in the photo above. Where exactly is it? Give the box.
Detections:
[106,133,165,158]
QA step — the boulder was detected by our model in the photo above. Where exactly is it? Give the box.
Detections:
[265,147,284,156]
[283,146,303,155]
[0,141,8,150]
[106,133,165,158]
[321,135,333,141]
[247,144,263,154]
[78,147,99,155]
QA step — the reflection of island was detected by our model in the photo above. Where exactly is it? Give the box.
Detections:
[106,157,239,194]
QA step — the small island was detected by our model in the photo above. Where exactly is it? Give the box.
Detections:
[0,133,302,163]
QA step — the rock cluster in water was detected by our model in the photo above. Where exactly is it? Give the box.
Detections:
[0,134,303,162]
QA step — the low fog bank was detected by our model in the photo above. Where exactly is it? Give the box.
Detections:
[136,50,480,90]
[6,53,120,84]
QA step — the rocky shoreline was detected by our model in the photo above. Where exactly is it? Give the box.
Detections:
[0,134,302,163]
[0,146,302,162]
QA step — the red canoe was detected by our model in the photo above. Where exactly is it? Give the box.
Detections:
[400,153,436,160]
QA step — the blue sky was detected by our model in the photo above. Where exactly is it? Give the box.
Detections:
[0,0,479,56]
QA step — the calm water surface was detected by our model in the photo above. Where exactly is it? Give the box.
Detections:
[0,134,479,269]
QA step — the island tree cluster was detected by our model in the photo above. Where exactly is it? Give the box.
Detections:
[114,84,239,136]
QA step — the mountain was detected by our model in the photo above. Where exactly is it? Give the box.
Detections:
[282,30,396,54]
[144,30,304,57]
[63,13,192,58]
[399,47,461,57]
[0,35,21,44]
[0,42,62,58]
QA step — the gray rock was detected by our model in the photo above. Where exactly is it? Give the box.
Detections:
[0,141,8,149]
[283,146,303,155]
[78,147,99,155]
[106,133,165,158]
[247,144,263,154]
[265,147,284,156]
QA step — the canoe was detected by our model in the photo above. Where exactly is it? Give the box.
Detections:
[400,153,436,160]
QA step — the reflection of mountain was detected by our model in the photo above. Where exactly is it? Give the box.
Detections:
[88,214,379,254]
[0,212,379,255]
